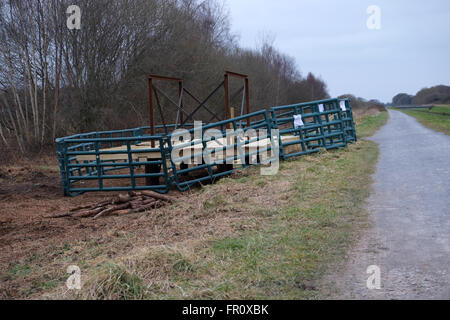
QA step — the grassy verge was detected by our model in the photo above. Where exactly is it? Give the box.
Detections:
[39,111,386,300]
[354,110,388,138]
[393,106,450,135]
[430,105,450,115]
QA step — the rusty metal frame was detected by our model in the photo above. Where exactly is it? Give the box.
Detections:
[148,71,251,139]
[224,71,250,127]
[148,74,183,145]
[181,82,224,125]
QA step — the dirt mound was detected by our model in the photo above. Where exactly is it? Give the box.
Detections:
[0,165,61,199]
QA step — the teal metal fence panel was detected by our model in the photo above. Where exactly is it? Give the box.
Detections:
[56,128,170,196]
[55,98,356,196]
[167,110,275,191]
[270,98,356,160]
[340,99,357,143]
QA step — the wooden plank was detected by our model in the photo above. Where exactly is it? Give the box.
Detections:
[281,135,303,155]
[76,135,298,163]
[77,144,163,162]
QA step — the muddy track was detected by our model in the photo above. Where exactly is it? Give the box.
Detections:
[329,109,450,299]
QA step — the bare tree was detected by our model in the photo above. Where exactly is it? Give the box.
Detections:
[0,0,330,159]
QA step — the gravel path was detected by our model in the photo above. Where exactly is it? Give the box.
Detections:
[330,109,450,299]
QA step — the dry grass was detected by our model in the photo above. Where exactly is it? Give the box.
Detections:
[353,106,385,118]
[61,139,378,299]
[354,111,389,138]
[2,111,388,300]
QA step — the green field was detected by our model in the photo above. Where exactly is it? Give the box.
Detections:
[430,105,450,115]
[394,106,450,135]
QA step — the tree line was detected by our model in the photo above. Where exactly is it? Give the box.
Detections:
[338,94,386,113]
[0,0,329,156]
[392,85,450,106]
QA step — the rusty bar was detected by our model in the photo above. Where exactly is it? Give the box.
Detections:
[225,70,248,79]
[245,77,250,126]
[224,74,230,122]
[148,74,183,133]
[152,85,191,117]
[147,77,155,186]
[153,87,168,136]
[148,78,155,146]
[178,82,184,125]
[182,81,224,125]
[148,74,182,82]
[183,88,221,122]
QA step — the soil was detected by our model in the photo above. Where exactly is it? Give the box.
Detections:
[0,156,271,299]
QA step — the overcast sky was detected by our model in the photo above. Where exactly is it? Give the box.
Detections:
[225,0,450,103]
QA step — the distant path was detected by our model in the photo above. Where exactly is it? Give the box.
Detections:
[332,109,450,299]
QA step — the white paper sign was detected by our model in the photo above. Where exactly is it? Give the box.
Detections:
[318,104,324,113]
[294,114,304,128]
[340,100,347,111]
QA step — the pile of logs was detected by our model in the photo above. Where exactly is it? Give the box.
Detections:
[50,191,175,219]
